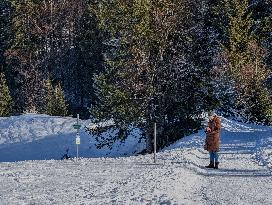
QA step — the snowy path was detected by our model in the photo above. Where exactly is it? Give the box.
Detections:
[0,117,272,204]
[0,157,205,205]
[0,146,271,204]
[160,118,272,204]
[198,125,272,205]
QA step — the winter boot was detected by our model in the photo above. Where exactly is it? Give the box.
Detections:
[205,161,214,168]
[214,162,219,169]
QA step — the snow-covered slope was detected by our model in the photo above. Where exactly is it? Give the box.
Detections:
[164,117,272,170]
[0,115,272,204]
[0,114,145,162]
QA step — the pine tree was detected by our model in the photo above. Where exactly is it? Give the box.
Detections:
[0,0,12,72]
[213,0,272,124]
[5,0,48,113]
[0,73,12,116]
[64,4,104,118]
[46,79,55,116]
[245,80,272,124]
[90,0,212,151]
[54,83,68,117]
[46,80,68,117]
[5,0,103,115]
[251,0,272,72]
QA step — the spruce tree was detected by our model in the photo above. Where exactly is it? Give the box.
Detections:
[46,79,55,116]
[46,80,68,117]
[5,0,103,115]
[0,0,11,72]
[90,0,211,151]
[214,0,272,124]
[245,80,272,124]
[54,83,68,117]
[0,73,12,116]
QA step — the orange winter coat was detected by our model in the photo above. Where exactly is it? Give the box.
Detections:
[204,116,221,152]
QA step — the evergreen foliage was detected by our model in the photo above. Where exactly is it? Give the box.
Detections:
[0,0,271,150]
[46,79,68,117]
[212,0,272,124]
[4,0,103,115]
[0,0,12,72]
[0,73,12,117]
[90,0,213,151]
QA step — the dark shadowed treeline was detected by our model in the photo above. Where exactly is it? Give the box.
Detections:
[1,0,104,117]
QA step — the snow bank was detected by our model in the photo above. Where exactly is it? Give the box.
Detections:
[0,114,271,168]
[0,114,145,162]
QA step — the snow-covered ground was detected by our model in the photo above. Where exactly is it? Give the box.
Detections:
[0,115,272,204]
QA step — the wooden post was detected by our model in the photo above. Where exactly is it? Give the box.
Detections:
[77,114,79,160]
[154,122,157,164]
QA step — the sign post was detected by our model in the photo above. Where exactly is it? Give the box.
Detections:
[73,114,81,160]
[76,133,80,159]
[154,122,157,164]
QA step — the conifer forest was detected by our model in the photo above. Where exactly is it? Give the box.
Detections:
[0,0,271,150]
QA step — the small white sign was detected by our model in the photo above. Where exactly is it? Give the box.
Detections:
[76,136,80,145]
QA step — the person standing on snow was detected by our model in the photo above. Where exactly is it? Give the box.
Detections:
[204,111,221,169]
